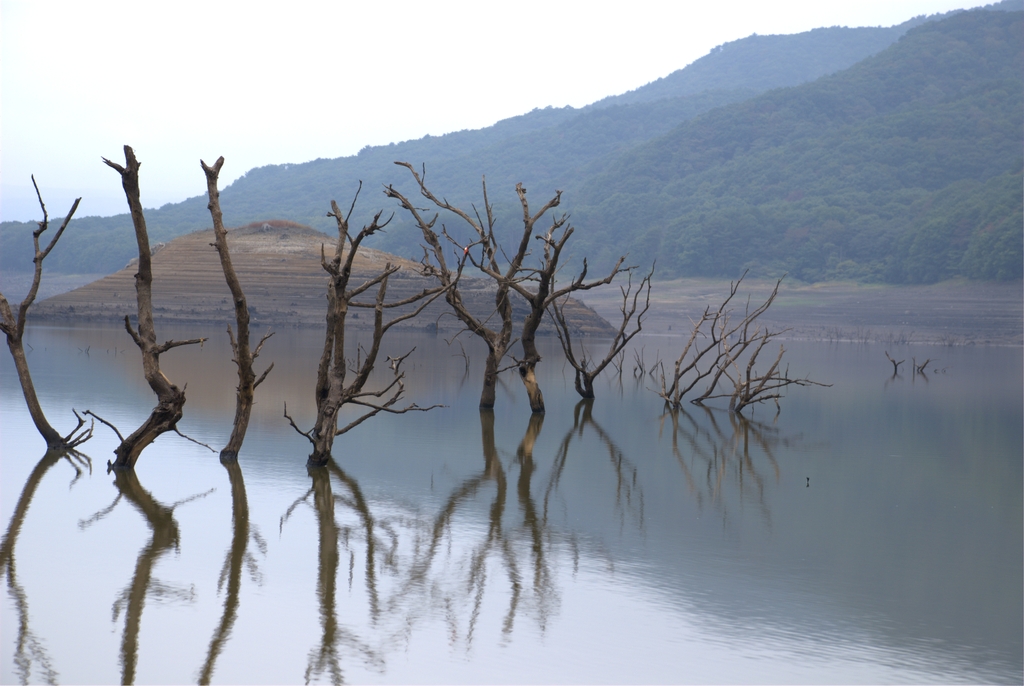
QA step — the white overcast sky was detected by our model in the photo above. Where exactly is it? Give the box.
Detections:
[0,0,997,222]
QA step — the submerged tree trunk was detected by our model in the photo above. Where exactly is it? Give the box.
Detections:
[576,374,596,400]
[505,183,625,414]
[5,341,63,448]
[480,347,500,409]
[284,192,445,467]
[517,332,546,413]
[101,146,205,470]
[201,157,274,463]
[551,267,654,401]
[386,165,517,410]
[0,181,89,451]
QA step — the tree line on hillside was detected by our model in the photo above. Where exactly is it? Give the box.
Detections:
[3,7,1018,284]
[567,9,1023,283]
[1,151,825,471]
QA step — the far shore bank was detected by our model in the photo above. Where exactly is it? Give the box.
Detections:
[577,277,1023,346]
[2,270,1021,346]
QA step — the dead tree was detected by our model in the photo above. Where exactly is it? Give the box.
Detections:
[690,279,789,408]
[550,266,653,399]
[703,332,831,413]
[658,273,764,409]
[285,186,446,467]
[503,185,625,412]
[97,146,206,470]
[386,163,512,410]
[0,178,92,451]
[201,156,274,463]
[509,185,626,413]
[389,165,626,412]
[885,351,905,376]
[659,274,828,413]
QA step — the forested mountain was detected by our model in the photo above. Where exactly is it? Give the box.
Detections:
[585,20,930,109]
[567,9,1023,282]
[1,3,1019,284]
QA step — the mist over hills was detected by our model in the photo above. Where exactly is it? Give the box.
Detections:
[1,2,1019,285]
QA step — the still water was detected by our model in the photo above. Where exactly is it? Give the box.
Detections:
[1,324,1021,684]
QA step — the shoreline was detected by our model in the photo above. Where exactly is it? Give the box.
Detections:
[4,270,1021,346]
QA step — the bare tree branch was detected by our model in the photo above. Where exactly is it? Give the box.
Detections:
[293,189,447,466]
[657,274,828,413]
[84,409,125,443]
[386,163,515,409]
[283,402,314,442]
[551,266,654,398]
[0,178,87,450]
[173,428,217,453]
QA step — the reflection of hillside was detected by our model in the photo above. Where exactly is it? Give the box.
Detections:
[9,328,576,426]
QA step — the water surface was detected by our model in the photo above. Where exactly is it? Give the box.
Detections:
[2,325,1021,684]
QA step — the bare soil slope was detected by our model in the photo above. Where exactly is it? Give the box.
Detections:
[31,222,615,336]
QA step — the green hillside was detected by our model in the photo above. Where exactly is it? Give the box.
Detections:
[567,9,1023,282]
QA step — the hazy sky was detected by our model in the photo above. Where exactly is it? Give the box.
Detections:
[1,0,996,222]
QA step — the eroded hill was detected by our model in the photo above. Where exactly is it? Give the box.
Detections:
[32,221,616,336]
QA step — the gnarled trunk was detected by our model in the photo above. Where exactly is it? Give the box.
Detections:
[574,371,596,400]
[102,146,205,470]
[111,387,187,470]
[517,362,545,413]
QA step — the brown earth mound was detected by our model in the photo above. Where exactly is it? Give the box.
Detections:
[32,222,615,336]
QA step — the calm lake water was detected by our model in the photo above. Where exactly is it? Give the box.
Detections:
[2,324,1021,684]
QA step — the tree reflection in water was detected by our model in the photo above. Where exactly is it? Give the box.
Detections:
[1,405,810,684]
[196,461,266,685]
[273,403,776,676]
[547,399,644,532]
[662,407,801,527]
[399,410,559,648]
[280,461,383,685]
[79,471,212,685]
[1,449,90,685]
